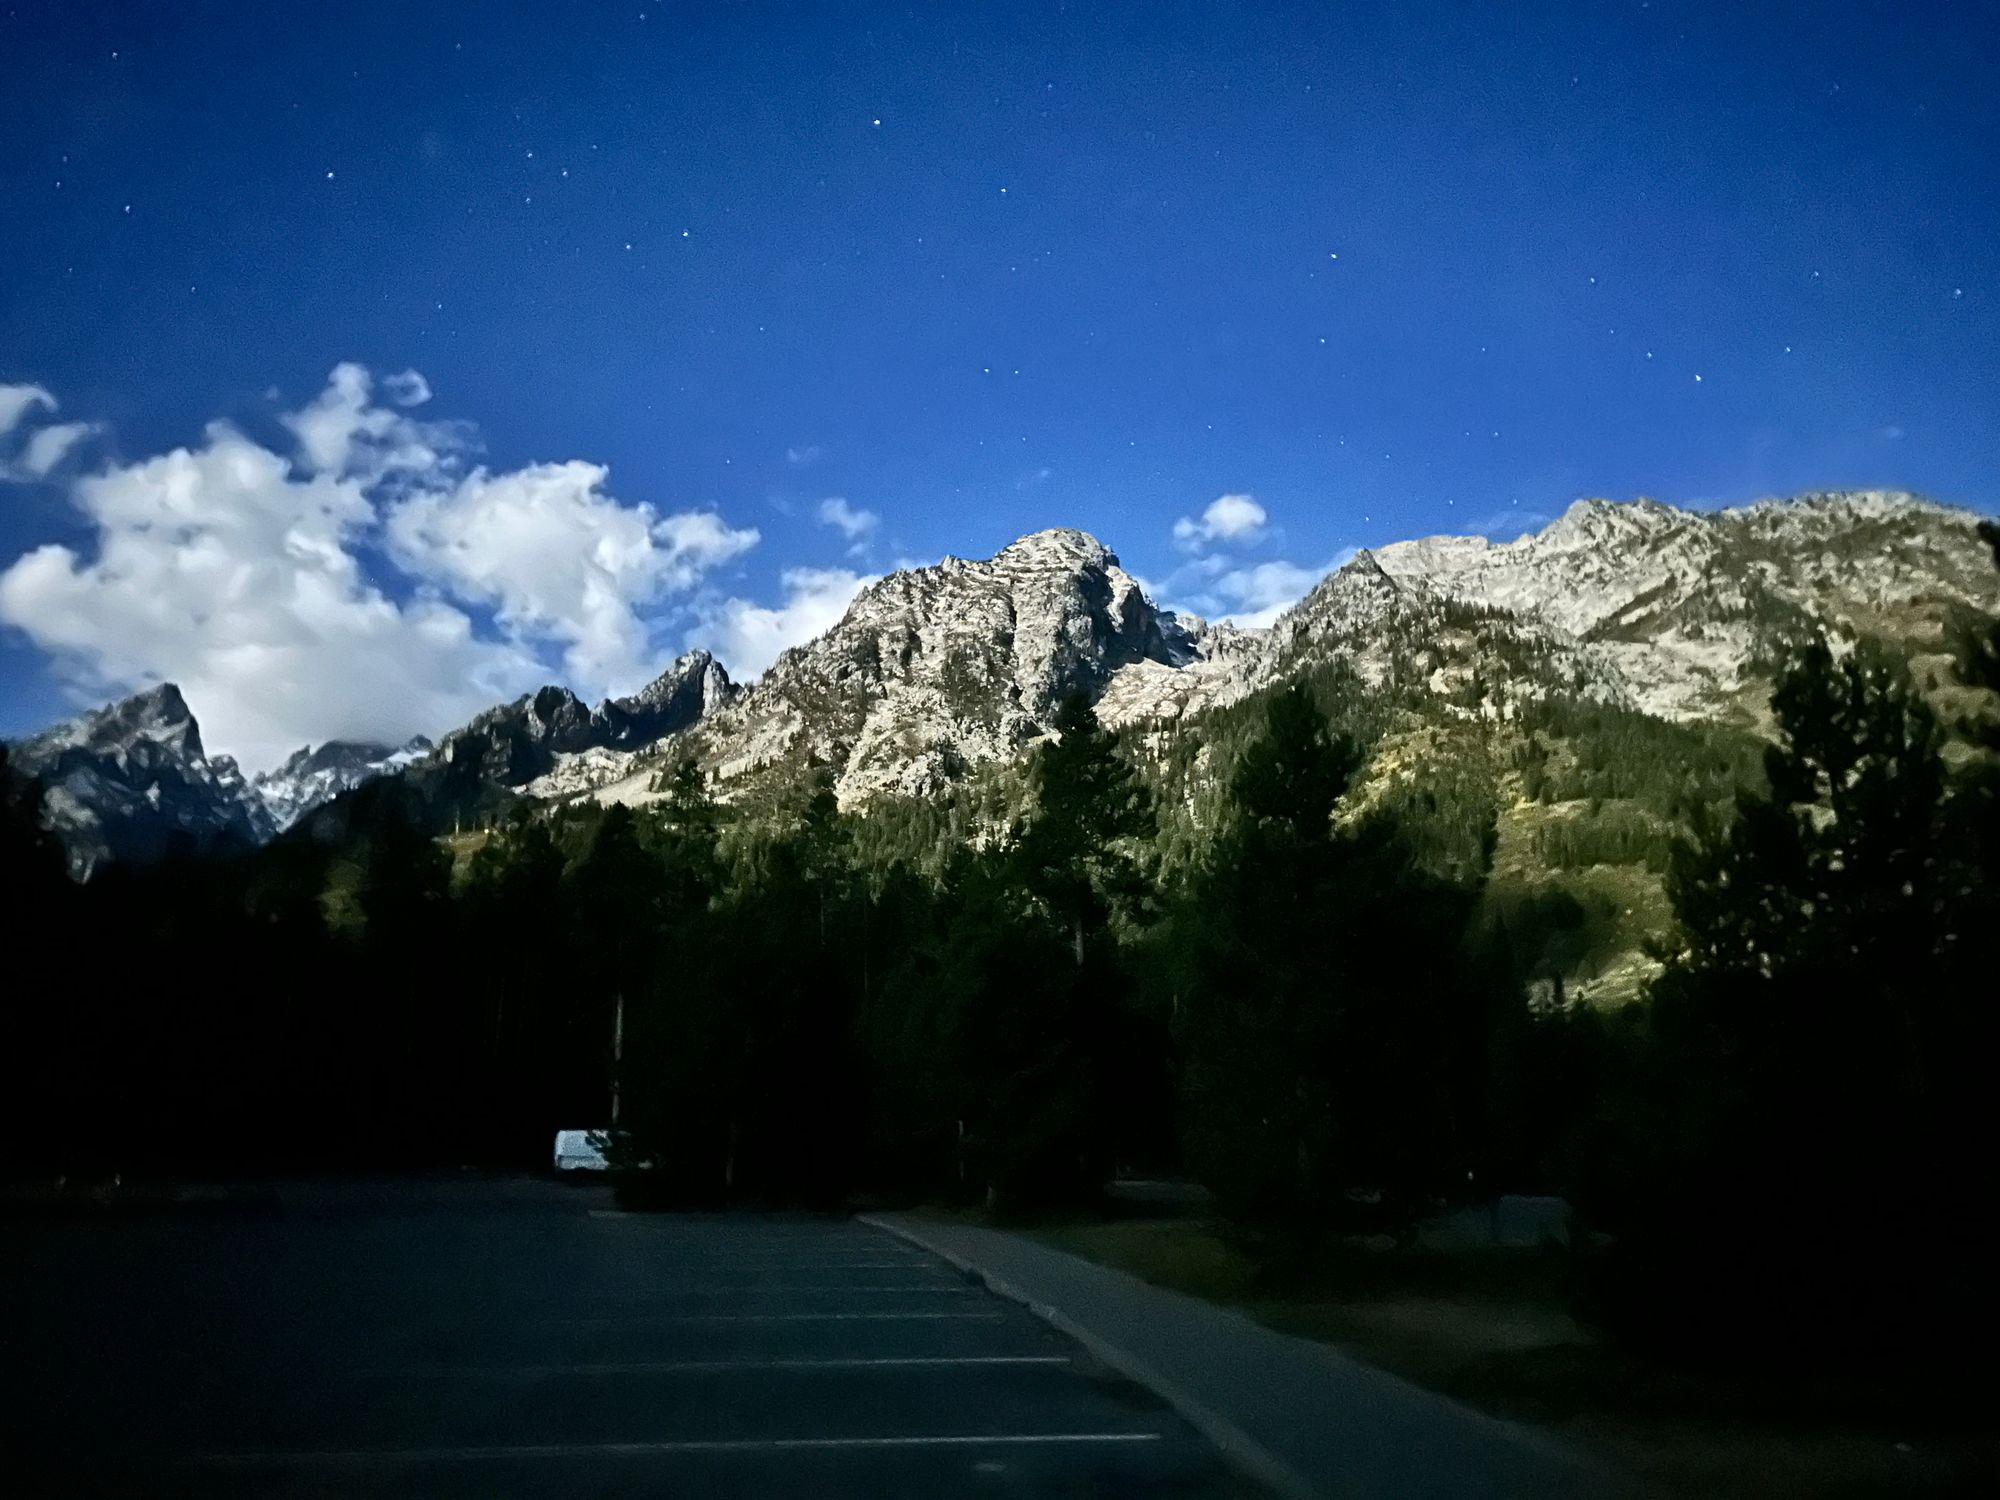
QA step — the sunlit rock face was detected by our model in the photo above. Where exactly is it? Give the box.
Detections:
[538,491,1999,813]
[641,527,1199,805]
[15,491,1994,868]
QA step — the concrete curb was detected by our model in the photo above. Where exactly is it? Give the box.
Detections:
[858,1213,1323,1500]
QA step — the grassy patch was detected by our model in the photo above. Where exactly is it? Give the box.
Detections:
[1005,1212,1999,1498]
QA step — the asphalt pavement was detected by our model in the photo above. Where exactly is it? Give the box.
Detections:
[0,1177,1256,1497]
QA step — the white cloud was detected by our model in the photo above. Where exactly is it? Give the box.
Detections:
[1172,492,1267,551]
[0,421,541,771]
[19,421,100,477]
[0,384,56,438]
[382,369,432,407]
[281,360,464,482]
[786,444,823,465]
[1160,549,1352,630]
[816,496,880,546]
[387,463,757,696]
[0,385,98,480]
[690,566,873,680]
[1207,559,1325,627]
[0,366,762,770]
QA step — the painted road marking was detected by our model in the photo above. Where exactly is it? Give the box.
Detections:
[535,1310,1006,1325]
[192,1432,1165,1467]
[578,1284,975,1297]
[363,1355,1072,1377]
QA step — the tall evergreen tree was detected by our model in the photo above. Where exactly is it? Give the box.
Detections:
[1592,637,1988,1355]
[1012,695,1155,965]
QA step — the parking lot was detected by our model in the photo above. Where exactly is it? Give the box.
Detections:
[1,1178,1255,1497]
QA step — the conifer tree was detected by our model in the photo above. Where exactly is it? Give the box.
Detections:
[1012,695,1155,965]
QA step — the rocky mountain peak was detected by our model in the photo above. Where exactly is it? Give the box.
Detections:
[9,682,268,876]
[991,527,1119,572]
[1541,496,1685,549]
[20,680,204,764]
[252,735,436,831]
[622,526,1193,804]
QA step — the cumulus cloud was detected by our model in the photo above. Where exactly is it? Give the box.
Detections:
[1,385,102,479]
[19,421,100,477]
[0,366,762,770]
[1154,490,1338,626]
[1207,560,1325,628]
[0,384,56,437]
[1161,550,1352,630]
[281,360,466,483]
[382,369,432,407]
[690,566,873,681]
[388,463,756,695]
[816,496,880,547]
[1172,492,1267,551]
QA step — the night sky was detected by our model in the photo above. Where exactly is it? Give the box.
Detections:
[1,2,1995,766]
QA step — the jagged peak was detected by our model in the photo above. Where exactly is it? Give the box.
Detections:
[1541,495,1685,547]
[17,680,202,763]
[122,681,194,720]
[1733,488,1939,521]
[1316,547,1402,595]
[991,527,1118,572]
[618,648,729,706]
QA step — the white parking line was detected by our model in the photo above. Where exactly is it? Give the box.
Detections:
[365,1355,1071,1377]
[192,1432,1165,1466]
[539,1311,1006,1325]
[579,1284,975,1297]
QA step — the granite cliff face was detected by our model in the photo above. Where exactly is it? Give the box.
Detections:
[563,528,1207,807]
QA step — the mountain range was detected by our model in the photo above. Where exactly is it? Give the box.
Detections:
[10,490,1997,901]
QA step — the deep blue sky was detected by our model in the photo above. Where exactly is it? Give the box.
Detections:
[1,1,1996,757]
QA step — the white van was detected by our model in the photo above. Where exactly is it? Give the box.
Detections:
[552,1128,612,1174]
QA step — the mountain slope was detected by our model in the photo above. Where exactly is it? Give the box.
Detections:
[253,737,434,831]
[589,529,1206,805]
[13,491,1994,886]
[10,684,271,877]
[560,491,1994,817]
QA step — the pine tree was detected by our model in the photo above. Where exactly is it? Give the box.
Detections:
[1594,636,1986,1356]
[1012,696,1156,965]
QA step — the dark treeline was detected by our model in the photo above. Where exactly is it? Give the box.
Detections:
[4,524,1997,1362]
[0,684,1553,1212]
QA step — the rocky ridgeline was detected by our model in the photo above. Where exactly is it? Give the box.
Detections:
[12,491,1997,871]
[10,684,272,877]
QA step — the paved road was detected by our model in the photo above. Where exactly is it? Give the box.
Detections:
[0,1178,1256,1497]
